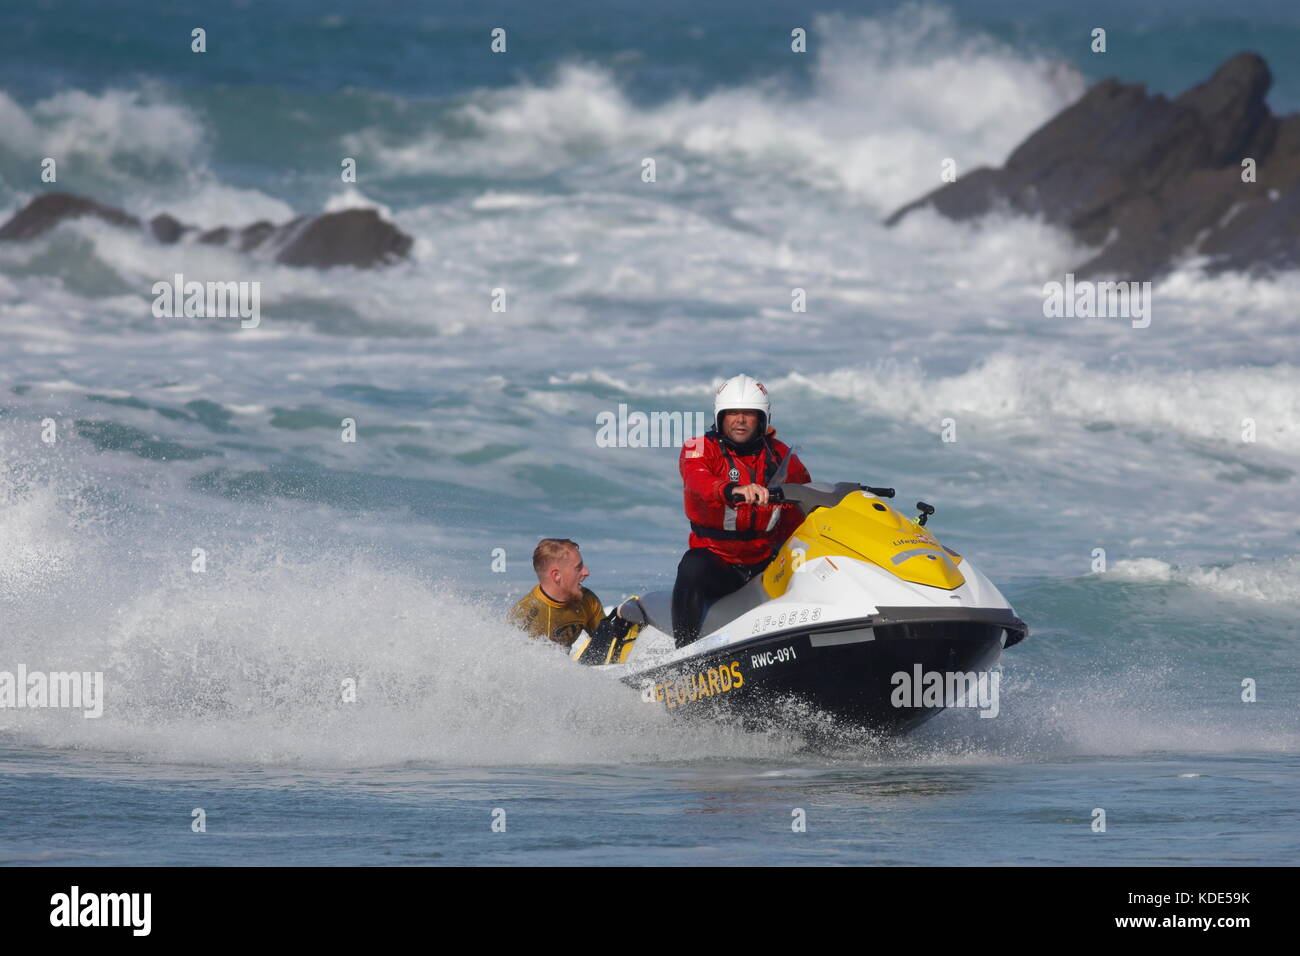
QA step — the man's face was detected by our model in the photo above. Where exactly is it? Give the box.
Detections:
[721,409,760,444]
[549,547,589,602]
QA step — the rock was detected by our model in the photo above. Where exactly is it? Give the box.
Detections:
[1176,52,1276,165]
[1198,114,1300,274]
[0,193,412,270]
[886,52,1300,280]
[0,192,139,240]
[273,209,413,268]
[238,221,276,252]
[149,214,187,244]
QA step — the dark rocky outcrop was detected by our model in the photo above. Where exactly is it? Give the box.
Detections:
[886,52,1300,279]
[275,209,414,268]
[0,192,412,269]
[0,192,140,239]
[238,221,277,252]
[148,213,187,244]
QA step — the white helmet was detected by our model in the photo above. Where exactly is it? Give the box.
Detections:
[714,374,771,433]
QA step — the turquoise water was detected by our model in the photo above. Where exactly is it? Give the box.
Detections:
[4,750,1295,865]
[1,0,1298,865]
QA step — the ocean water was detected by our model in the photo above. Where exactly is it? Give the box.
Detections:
[1,0,1298,866]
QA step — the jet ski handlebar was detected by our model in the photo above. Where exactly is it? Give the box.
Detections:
[727,483,895,506]
[727,487,794,505]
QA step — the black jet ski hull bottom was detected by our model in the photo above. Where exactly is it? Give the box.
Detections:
[622,616,1014,736]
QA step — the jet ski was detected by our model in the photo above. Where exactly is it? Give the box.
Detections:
[572,482,1028,736]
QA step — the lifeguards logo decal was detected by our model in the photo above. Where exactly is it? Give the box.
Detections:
[645,661,745,709]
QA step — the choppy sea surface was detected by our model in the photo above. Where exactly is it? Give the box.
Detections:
[1,0,1298,865]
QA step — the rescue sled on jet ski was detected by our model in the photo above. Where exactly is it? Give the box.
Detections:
[570,481,1028,736]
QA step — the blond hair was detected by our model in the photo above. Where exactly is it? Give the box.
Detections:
[532,538,578,578]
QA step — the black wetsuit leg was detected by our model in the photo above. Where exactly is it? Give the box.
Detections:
[671,548,770,648]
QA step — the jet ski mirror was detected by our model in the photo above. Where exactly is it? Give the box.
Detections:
[915,501,935,526]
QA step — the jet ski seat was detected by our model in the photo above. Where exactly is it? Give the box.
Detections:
[698,572,770,636]
[635,572,771,642]
[636,590,675,635]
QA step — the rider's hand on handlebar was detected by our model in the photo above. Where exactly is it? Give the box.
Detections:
[733,483,769,506]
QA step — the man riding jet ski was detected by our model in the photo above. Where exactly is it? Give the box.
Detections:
[565,374,1028,735]
[672,374,810,647]
[574,376,1029,735]
[612,476,1029,735]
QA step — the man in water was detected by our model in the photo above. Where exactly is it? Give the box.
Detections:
[671,374,810,647]
[508,538,643,660]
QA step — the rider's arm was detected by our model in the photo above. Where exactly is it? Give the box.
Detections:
[680,439,731,503]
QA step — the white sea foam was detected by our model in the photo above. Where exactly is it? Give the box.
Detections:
[0,86,206,175]
[0,535,800,766]
[787,356,1300,452]
[471,191,549,211]
[322,186,394,220]
[0,462,77,596]
[345,5,1085,210]
[137,181,296,229]
[553,354,1300,454]
[1110,556,1300,604]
